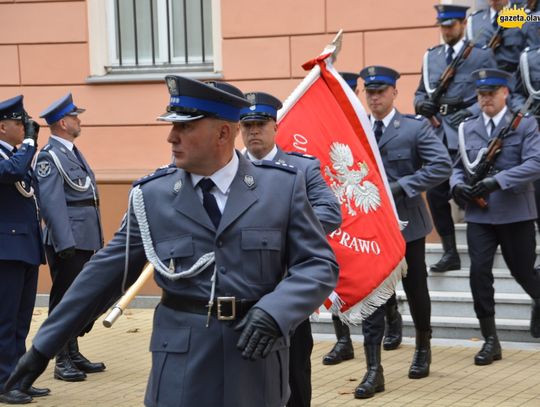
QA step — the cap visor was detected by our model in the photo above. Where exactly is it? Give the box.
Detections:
[438,19,457,26]
[240,115,273,122]
[67,108,86,116]
[157,112,205,122]
[365,83,390,90]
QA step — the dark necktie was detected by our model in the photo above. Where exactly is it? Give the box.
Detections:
[199,178,221,228]
[488,119,496,137]
[493,11,499,28]
[446,46,454,65]
[12,147,17,154]
[72,146,86,168]
[374,120,384,143]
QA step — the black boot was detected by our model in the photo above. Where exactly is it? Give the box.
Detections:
[383,302,402,351]
[531,299,540,338]
[68,339,106,373]
[430,234,461,272]
[474,317,502,366]
[408,329,431,379]
[322,315,354,365]
[354,345,384,399]
[54,346,87,382]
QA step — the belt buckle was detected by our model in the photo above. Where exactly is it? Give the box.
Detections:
[217,297,236,320]
[439,104,448,115]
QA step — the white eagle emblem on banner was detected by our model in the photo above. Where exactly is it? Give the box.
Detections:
[324,142,381,216]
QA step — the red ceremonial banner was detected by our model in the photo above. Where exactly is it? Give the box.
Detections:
[276,52,406,321]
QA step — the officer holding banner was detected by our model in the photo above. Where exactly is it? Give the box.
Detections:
[239,91,342,407]
[451,68,540,366]
[36,93,106,382]
[4,76,338,407]
[351,66,451,399]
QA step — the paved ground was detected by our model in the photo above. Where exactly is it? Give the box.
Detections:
[21,308,540,406]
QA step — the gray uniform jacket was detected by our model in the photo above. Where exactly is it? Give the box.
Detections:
[450,112,540,224]
[524,11,540,48]
[36,137,103,252]
[259,147,341,234]
[467,9,527,69]
[512,46,540,120]
[377,111,452,242]
[32,152,339,407]
[414,44,497,150]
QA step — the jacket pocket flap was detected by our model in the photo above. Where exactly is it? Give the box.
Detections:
[0,223,28,235]
[155,235,194,259]
[150,327,191,353]
[241,229,281,250]
[387,149,412,161]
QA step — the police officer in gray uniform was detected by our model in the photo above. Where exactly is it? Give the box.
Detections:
[0,96,49,404]
[451,68,540,366]
[467,0,527,73]
[239,91,342,407]
[415,4,497,273]
[352,66,452,399]
[36,93,105,381]
[512,46,540,231]
[5,76,339,407]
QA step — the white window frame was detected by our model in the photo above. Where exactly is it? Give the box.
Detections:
[87,0,222,83]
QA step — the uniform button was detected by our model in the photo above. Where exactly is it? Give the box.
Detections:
[219,266,227,274]
[217,240,223,247]
[162,342,168,348]
[262,239,268,246]
[11,229,16,233]
[170,249,174,255]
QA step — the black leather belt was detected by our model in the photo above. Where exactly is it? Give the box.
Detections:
[439,102,473,116]
[161,291,257,321]
[67,199,99,207]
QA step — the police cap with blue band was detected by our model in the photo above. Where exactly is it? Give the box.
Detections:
[472,68,511,90]
[434,4,469,26]
[359,66,400,90]
[158,75,250,123]
[240,92,283,122]
[0,95,26,121]
[339,72,360,92]
[40,92,85,125]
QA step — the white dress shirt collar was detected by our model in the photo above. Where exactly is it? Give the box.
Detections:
[51,135,74,151]
[191,150,239,195]
[482,105,508,130]
[0,139,15,152]
[445,38,465,57]
[370,108,396,129]
[246,144,278,163]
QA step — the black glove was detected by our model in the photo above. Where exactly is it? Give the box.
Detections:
[452,183,474,203]
[235,308,280,360]
[389,181,404,200]
[4,346,49,393]
[415,100,438,118]
[58,247,76,259]
[448,109,473,127]
[471,177,500,197]
[23,115,40,144]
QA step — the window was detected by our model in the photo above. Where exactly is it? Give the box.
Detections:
[87,0,221,82]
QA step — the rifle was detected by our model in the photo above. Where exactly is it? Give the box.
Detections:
[467,95,535,208]
[427,40,476,128]
[487,25,504,50]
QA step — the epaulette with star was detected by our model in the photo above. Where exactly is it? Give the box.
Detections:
[253,160,297,173]
[286,151,316,160]
[133,164,176,186]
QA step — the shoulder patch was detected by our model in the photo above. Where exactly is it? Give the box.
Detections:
[133,166,176,187]
[286,151,316,160]
[42,144,51,151]
[463,114,478,122]
[36,161,52,178]
[470,9,483,16]
[253,160,298,174]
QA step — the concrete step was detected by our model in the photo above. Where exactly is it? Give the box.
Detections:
[395,290,532,320]
[399,268,525,294]
[453,223,540,246]
[311,312,538,343]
